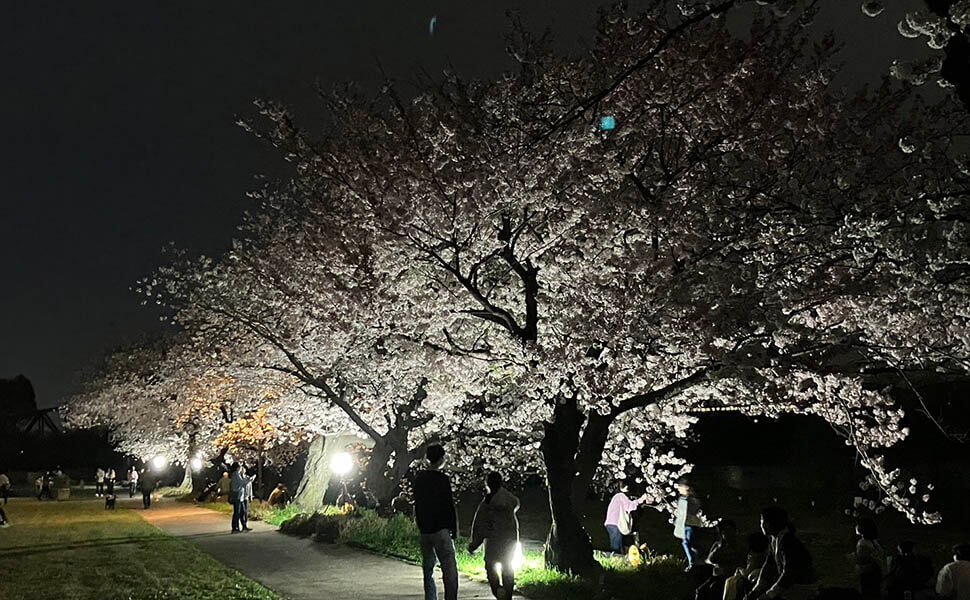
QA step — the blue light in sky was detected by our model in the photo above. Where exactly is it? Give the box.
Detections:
[600,116,616,130]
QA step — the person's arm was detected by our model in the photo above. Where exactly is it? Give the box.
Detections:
[618,494,644,512]
[444,475,458,539]
[746,550,776,599]
[936,564,953,598]
[468,501,487,553]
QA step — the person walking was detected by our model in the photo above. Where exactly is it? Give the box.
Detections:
[744,506,818,600]
[0,503,9,528]
[936,543,970,600]
[469,472,520,600]
[604,482,649,554]
[674,478,703,570]
[128,467,139,498]
[38,472,53,500]
[850,518,885,600]
[0,469,10,504]
[412,444,459,600]
[139,467,155,509]
[95,467,105,497]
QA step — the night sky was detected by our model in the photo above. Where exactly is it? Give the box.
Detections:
[1,1,928,408]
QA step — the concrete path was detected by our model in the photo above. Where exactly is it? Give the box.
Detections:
[136,498,505,600]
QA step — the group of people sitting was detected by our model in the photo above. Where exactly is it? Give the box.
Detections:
[605,479,970,600]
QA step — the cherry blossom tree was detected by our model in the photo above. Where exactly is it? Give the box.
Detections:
[241,1,969,573]
[862,0,970,109]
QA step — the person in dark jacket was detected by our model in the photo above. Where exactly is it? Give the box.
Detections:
[697,519,746,600]
[138,468,155,509]
[886,540,934,600]
[469,472,520,600]
[745,507,818,600]
[412,444,458,600]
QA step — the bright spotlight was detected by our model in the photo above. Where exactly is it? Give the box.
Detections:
[511,542,526,570]
[152,455,168,471]
[190,457,203,471]
[331,451,354,476]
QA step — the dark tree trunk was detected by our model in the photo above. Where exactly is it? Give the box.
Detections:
[541,398,601,576]
[570,412,613,515]
[363,437,402,510]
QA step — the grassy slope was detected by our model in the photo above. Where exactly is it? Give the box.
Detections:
[0,499,282,600]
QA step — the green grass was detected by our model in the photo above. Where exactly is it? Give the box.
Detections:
[0,499,283,600]
[278,508,692,600]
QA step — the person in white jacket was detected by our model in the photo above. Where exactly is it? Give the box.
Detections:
[468,472,520,600]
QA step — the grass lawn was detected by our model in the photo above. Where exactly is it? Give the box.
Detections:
[0,499,283,600]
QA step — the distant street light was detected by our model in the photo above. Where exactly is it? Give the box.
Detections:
[331,452,354,476]
[152,455,167,471]
[189,457,203,471]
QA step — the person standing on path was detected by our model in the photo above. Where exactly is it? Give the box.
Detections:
[242,467,254,531]
[229,464,255,533]
[469,472,520,600]
[0,469,10,504]
[604,482,649,554]
[95,467,105,497]
[674,479,703,570]
[412,444,459,600]
[128,467,138,498]
[139,467,155,509]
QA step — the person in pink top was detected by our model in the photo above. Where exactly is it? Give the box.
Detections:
[604,483,649,554]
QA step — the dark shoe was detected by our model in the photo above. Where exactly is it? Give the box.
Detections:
[231,529,241,534]
[242,527,252,532]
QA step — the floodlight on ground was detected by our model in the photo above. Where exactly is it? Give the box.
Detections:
[331,451,354,476]
[152,455,168,471]
[511,542,526,570]
[189,457,203,471]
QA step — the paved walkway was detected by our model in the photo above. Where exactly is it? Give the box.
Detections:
[136,498,506,600]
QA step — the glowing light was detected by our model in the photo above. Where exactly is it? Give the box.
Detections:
[152,455,168,471]
[331,452,354,476]
[429,16,437,35]
[190,457,203,471]
[599,116,616,130]
[511,542,526,570]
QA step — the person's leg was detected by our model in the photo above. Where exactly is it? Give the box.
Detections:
[419,533,439,600]
[606,525,623,553]
[433,530,459,600]
[484,552,501,599]
[682,526,695,568]
[502,542,516,600]
[0,505,7,524]
[241,500,249,530]
[232,500,241,531]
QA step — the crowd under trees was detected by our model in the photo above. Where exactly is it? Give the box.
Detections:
[66,0,970,575]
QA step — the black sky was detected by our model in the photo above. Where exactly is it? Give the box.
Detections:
[1,1,928,407]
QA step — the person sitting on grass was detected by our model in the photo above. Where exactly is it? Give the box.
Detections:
[744,506,818,600]
[267,483,290,507]
[696,519,745,600]
[604,482,649,554]
[886,540,934,600]
[724,532,771,600]
[469,472,520,600]
[848,517,885,600]
[936,542,970,600]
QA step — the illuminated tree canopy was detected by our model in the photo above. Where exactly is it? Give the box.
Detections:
[68,0,970,575]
